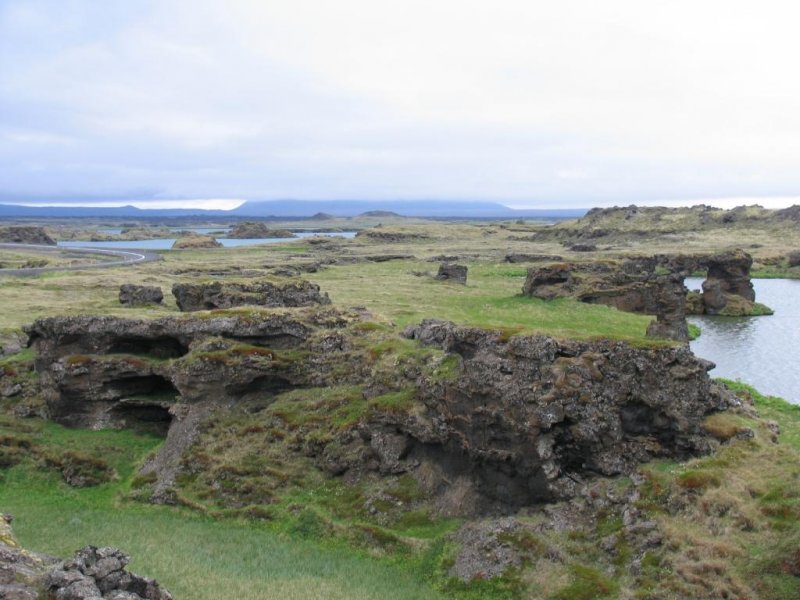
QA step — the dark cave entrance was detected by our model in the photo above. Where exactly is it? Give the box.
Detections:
[107,336,189,359]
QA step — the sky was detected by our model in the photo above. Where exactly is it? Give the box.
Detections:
[2,0,800,210]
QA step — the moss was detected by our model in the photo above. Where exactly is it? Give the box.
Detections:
[550,564,618,600]
[369,389,417,413]
[40,450,117,487]
[676,469,721,490]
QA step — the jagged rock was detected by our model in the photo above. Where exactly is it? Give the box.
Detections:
[227,222,296,238]
[0,226,56,246]
[118,285,163,306]
[644,273,690,342]
[701,249,755,314]
[171,280,330,311]
[28,309,732,515]
[0,516,171,600]
[434,263,467,284]
[521,264,576,300]
[401,320,729,507]
[504,254,563,263]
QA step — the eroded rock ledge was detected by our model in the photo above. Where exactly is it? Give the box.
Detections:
[26,309,733,515]
[399,320,730,506]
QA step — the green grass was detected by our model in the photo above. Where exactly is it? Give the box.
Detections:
[0,420,441,600]
[312,261,655,343]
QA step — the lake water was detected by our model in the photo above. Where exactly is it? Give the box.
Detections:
[58,231,357,250]
[687,277,800,404]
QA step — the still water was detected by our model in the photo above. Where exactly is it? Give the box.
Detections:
[686,277,800,404]
[58,231,357,250]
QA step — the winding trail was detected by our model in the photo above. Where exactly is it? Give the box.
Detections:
[0,243,161,276]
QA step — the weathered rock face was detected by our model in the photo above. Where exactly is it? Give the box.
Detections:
[28,310,732,515]
[0,515,171,600]
[25,309,353,500]
[435,263,468,285]
[397,320,728,508]
[700,249,755,314]
[522,260,689,340]
[0,226,56,246]
[171,280,330,311]
[119,285,163,306]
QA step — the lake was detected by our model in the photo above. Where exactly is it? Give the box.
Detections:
[687,277,800,404]
[58,231,357,250]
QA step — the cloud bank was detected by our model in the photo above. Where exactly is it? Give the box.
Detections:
[2,0,800,208]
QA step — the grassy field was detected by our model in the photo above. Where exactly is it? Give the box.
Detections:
[0,419,441,600]
[2,219,799,598]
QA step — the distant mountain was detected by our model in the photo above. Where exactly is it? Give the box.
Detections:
[0,200,587,219]
[231,200,586,218]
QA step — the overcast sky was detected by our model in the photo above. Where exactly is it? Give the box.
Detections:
[2,0,800,209]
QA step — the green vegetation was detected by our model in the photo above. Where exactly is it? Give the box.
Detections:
[0,416,442,600]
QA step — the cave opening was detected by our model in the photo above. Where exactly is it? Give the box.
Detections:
[110,402,173,436]
[107,336,189,359]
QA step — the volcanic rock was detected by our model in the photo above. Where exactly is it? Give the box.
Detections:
[119,285,163,306]
[171,280,330,311]
[504,254,564,263]
[435,263,468,284]
[1,515,171,600]
[400,319,730,507]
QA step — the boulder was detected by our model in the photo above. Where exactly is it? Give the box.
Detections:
[521,264,576,300]
[435,263,468,284]
[1,515,171,600]
[119,285,163,306]
[171,280,330,311]
[0,226,56,246]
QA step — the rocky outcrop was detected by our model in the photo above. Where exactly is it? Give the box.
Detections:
[119,285,163,306]
[25,309,352,500]
[698,249,756,315]
[397,320,729,508]
[435,263,467,284]
[28,309,732,515]
[0,226,56,246]
[0,514,171,600]
[521,260,689,340]
[171,235,222,249]
[171,280,330,311]
[504,254,563,263]
[227,222,295,239]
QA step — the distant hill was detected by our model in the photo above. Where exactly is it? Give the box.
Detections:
[0,199,587,219]
[359,210,402,217]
